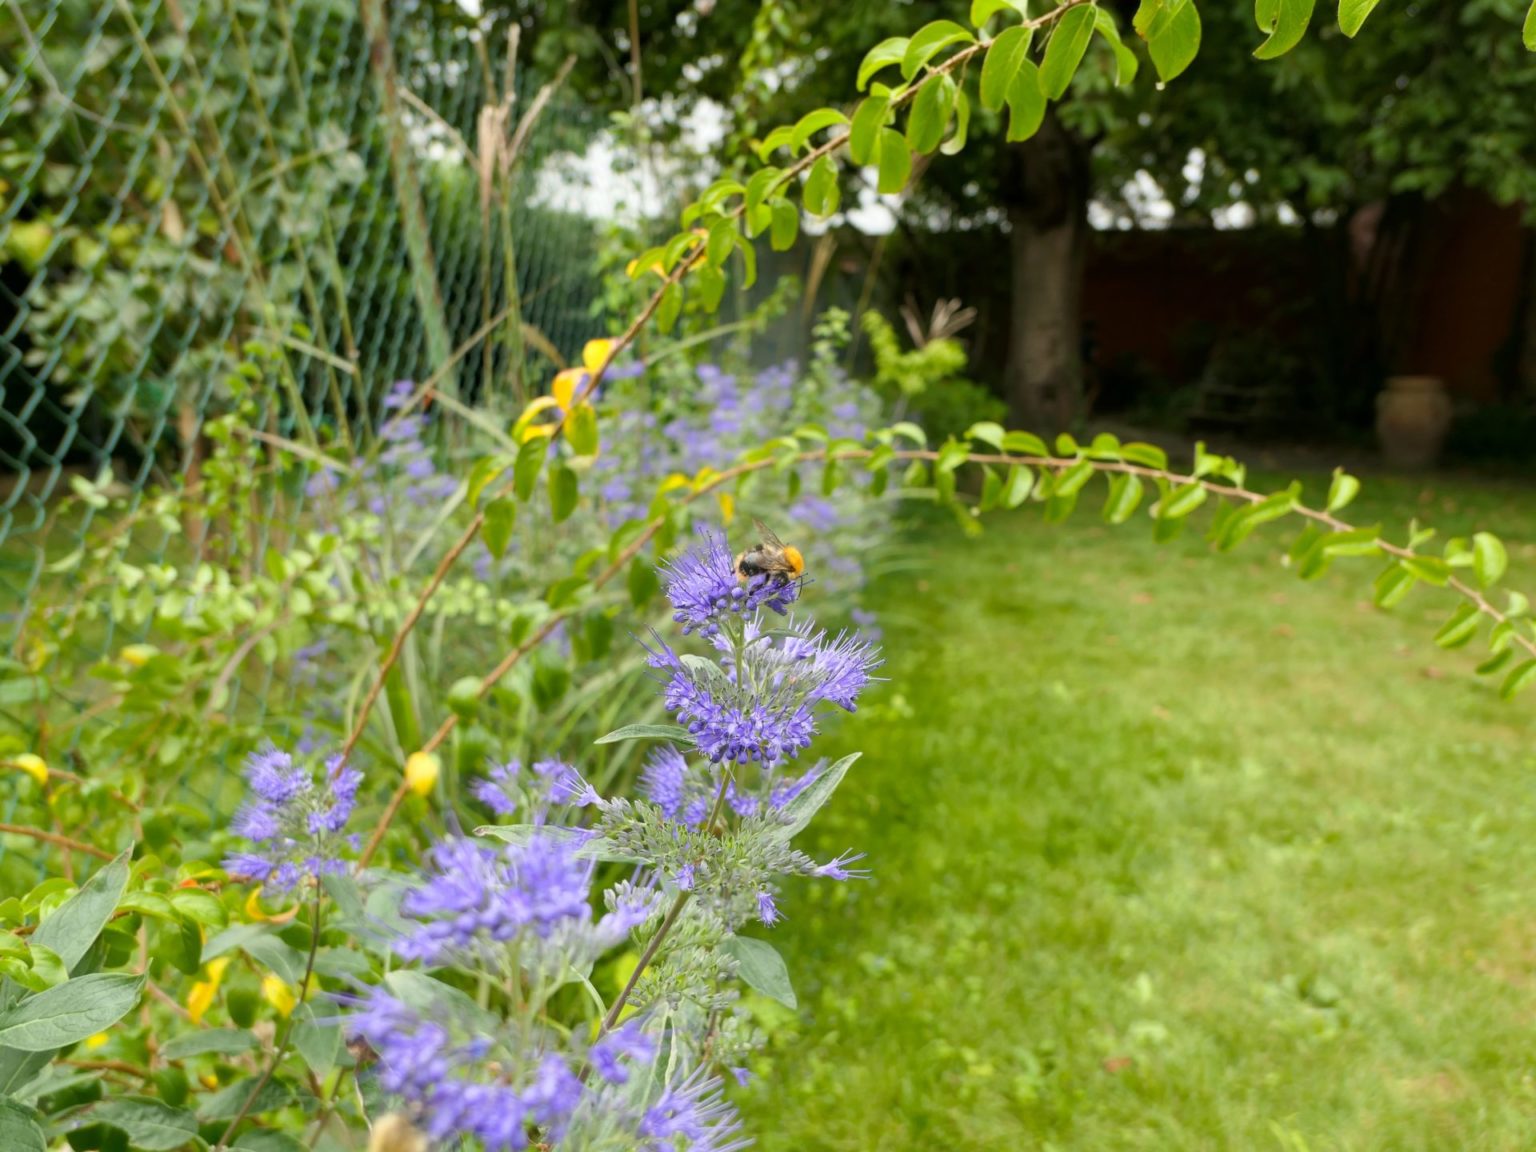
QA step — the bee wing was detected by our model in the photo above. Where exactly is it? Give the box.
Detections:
[752,517,785,549]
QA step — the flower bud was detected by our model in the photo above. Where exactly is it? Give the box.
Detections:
[404,751,440,798]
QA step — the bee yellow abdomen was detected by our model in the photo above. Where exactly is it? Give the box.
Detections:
[784,545,805,578]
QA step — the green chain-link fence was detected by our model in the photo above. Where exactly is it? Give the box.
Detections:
[1,0,610,839]
[1,0,604,624]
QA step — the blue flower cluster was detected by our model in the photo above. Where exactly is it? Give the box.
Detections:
[348,986,746,1151]
[392,829,657,969]
[223,745,362,890]
[644,614,881,768]
[660,524,799,638]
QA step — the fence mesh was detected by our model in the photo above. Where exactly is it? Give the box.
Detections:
[1,0,609,839]
[2,0,604,628]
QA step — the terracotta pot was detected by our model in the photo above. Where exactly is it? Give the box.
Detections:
[1376,375,1452,469]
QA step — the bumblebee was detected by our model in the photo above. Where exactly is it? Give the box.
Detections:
[734,519,805,586]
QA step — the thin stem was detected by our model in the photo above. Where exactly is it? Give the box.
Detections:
[601,890,689,1035]
[354,779,410,872]
[214,885,324,1151]
[0,823,115,861]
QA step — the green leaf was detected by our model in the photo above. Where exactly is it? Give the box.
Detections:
[941,87,972,155]
[1094,7,1140,85]
[1338,0,1382,37]
[1001,430,1048,456]
[1040,4,1097,99]
[89,1096,198,1150]
[160,1027,256,1061]
[1103,473,1144,524]
[1473,532,1508,588]
[1253,0,1315,59]
[965,421,1006,450]
[568,402,599,457]
[901,20,975,79]
[30,850,130,973]
[980,25,1031,112]
[1005,60,1047,142]
[1500,660,1536,701]
[1054,458,1095,497]
[1003,464,1035,508]
[168,889,226,931]
[721,936,797,1009]
[745,167,783,216]
[483,496,516,559]
[1320,527,1383,558]
[770,201,800,251]
[548,466,579,524]
[907,74,957,155]
[804,156,841,217]
[858,37,909,90]
[0,1098,45,1152]
[513,436,544,502]
[1159,483,1208,520]
[196,1077,293,1122]
[971,0,1027,26]
[1477,649,1515,677]
[849,95,891,166]
[790,108,849,151]
[0,973,144,1050]
[1434,603,1482,650]
[753,125,795,162]
[772,753,861,842]
[876,129,912,194]
[1120,441,1167,469]
[466,454,511,508]
[1401,555,1451,586]
[594,723,693,746]
[706,219,736,268]
[292,1003,341,1077]
[657,282,683,334]
[936,439,970,475]
[891,421,928,446]
[1525,0,1536,51]
[628,556,659,607]
[731,232,758,289]
[1373,564,1417,609]
[1147,0,1201,82]
[1326,468,1360,512]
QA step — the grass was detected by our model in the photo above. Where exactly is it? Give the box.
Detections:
[739,469,1536,1151]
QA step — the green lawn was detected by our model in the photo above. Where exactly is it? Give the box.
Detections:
[741,470,1536,1151]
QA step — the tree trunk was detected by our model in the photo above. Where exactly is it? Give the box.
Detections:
[1002,109,1092,433]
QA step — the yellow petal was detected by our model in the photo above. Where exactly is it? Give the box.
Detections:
[404,751,440,798]
[551,368,586,413]
[262,974,296,1018]
[581,338,615,376]
[187,956,230,1024]
[84,1032,109,1050]
[717,492,736,526]
[13,753,47,785]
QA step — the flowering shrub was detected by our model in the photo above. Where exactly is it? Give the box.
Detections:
[5,6,1536,1152]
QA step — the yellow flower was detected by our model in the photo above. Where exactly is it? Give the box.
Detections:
[404,751,440,798]
[717,491,736,526]
[262,974,296,1018]
[12,753,47,785]
[187,956,230,1025]
[120,643,158,668]
[84,1032,109,1050]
